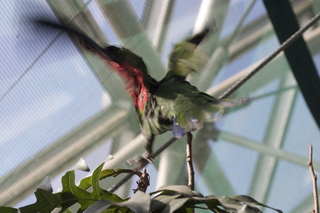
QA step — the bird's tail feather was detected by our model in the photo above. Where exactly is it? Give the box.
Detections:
[37,21,110,58]
[217,97,251,108]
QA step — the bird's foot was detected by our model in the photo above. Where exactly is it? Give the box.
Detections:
[127,152,153,169]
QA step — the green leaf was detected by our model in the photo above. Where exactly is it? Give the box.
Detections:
[83,200,132,213]
[3,161,282,213]
[150,194,181,211]
[79,169,116,190]
[78,168,135,191]
[151,185,193,197]
[0,207,18,213]
[219,196,252,211]
[60,163,123,211]
[163,197,189,213]
[19,189,68,213]
[19,163,126,213]
[121,191,150,213]
[90,165,124,203]
[229,195,283,213]
[204,195,266,213]
[59,170,91,211]
[85,191,150,213]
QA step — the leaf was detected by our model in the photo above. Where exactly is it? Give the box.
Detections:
[229,195,283,213]
[151,185,193,197]
[83,199,132,213]
[19,163,126,213]
[218,196,252,211]
[149,187,282,213]
[60,163,123,211]
[85,191,150,213]
[150,194,181,211]
[90,165,124,203]
[78,168,134,191]
[78,169,117,190]
[19,189,70,213]
[204,195,281,213]
[59,170,92,211]
[0,207,18,213]
[121,191,150,213]
[163,197,189,213]
[3,161,282,213]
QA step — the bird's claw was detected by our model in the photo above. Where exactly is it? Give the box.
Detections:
[127,153,153,169]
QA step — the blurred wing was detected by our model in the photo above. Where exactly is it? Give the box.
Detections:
[38,21,109,58]
[37,21,148,75]
[38,21,157,107]
[165,27,212,81]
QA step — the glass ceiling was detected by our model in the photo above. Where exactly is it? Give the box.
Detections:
[0,0,320,212]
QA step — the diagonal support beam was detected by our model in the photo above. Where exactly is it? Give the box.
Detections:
[0,106,128,206]
[96,0,166,80]
[263,0,320,128]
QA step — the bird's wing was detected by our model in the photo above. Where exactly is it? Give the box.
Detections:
[164,27,213,81]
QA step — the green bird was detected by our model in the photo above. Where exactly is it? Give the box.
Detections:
[38,21,249,162]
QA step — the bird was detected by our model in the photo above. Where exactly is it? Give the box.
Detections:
[37,21,250,164]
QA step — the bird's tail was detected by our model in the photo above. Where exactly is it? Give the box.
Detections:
[37,21,111,58]
[204,97,251,123]
[217,97,251,108]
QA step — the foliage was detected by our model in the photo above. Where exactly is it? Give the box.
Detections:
[1,163,282,213]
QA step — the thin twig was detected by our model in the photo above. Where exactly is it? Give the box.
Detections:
[308,145,319,213]
[186,132,195,190]
[219,12,320,99]
[133,169,150,193]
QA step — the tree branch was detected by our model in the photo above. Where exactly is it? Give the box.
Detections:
[186,132,195,190]
[308,145,319,213]
[133,169,150,193]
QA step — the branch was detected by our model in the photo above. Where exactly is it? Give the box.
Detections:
[133,169,150,193]
[186,133,195,190]
[308,145,319,213]
[219,12,320,99]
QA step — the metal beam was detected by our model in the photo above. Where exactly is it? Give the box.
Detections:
[263,0,320,129]
[219,130,320,172]
[248,72,297,202]
[189,0,230,90]
[142,0,176,52]
[228,0,311,61]
[47,0,130,101]
[193,138,235,195]
[191,0,256,92]
[96,0,166,80]
[0,106,128,206]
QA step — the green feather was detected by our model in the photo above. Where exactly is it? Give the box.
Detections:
[164,28,212,81]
